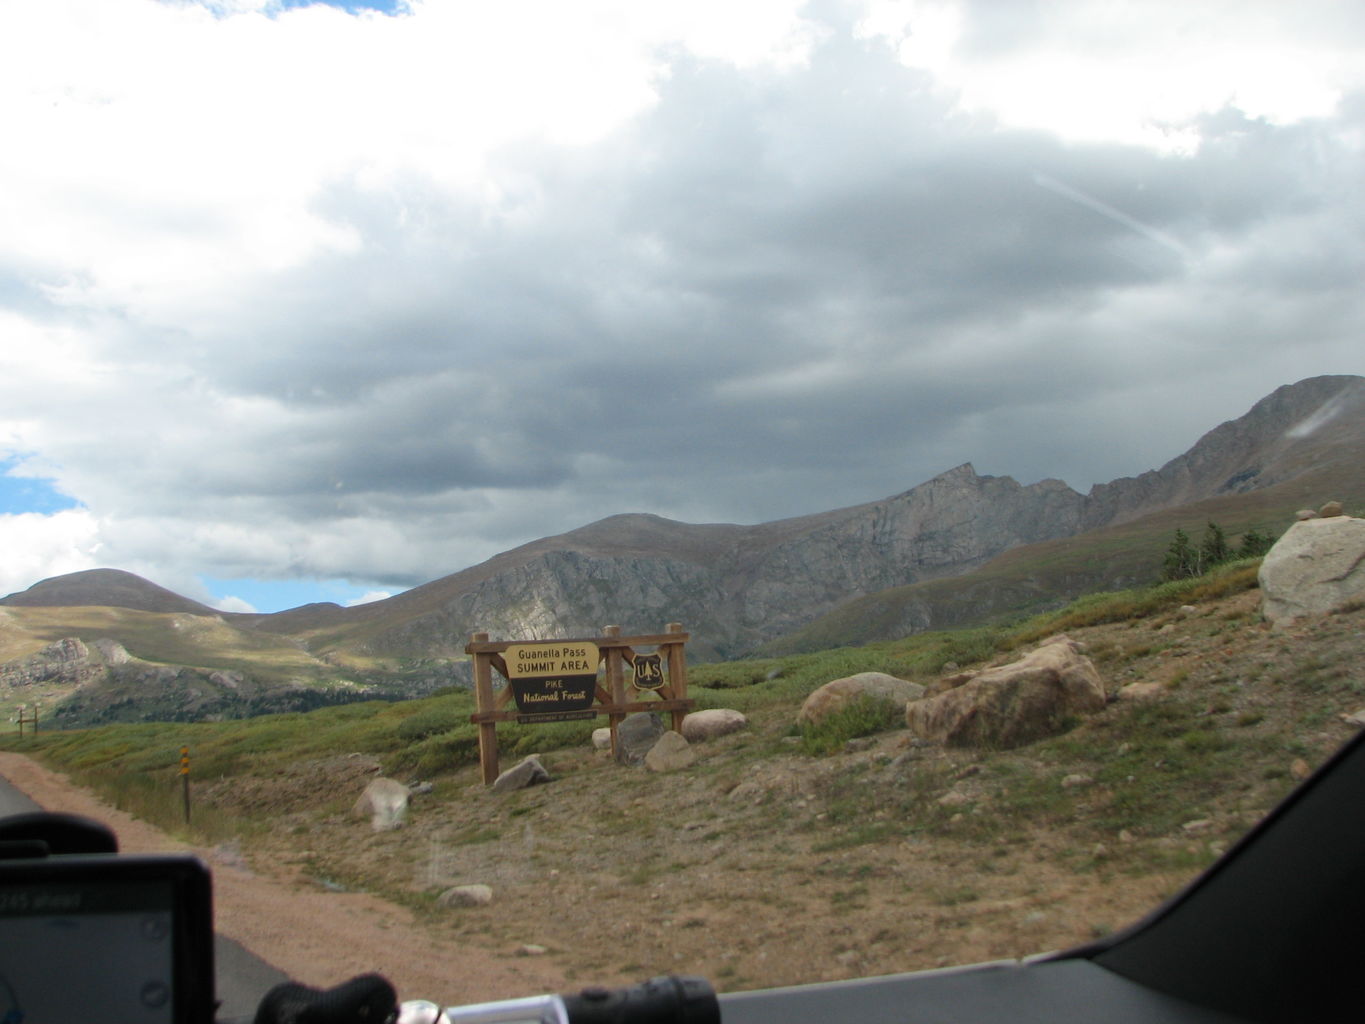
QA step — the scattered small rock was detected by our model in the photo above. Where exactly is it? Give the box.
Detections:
[1118,682,1165,702]
[1181,819,1213,834]
[1290,758,1312,781]
[438,885,493,908]
[727,781,764,803]
[493,756,551,793]
[211,840,249,871]
[1061,774,1093,789]
[517,944,548,957]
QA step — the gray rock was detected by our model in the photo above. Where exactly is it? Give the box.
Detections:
[905,639,1105,749]
[438,884,493,908]
[681,708,748,742]
[616,712,665,765]
[352,777,410,831]
[645,731,696,773]
[1259,516,1365,624]
[493,755,551,793]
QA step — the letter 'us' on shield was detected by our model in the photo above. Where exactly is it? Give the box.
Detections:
[632,652,664,690]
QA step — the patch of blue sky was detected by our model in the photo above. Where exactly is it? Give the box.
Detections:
[200,575,395,614]
[276,0,407,14]
[0,458,81,516]
[180,0,408,18]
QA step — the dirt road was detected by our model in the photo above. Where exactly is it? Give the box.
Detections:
[0,752,574,1010]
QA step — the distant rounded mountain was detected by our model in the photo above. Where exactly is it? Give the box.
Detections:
[0,568,220,616]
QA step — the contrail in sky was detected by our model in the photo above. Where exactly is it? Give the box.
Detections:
[1033,172,1193,261]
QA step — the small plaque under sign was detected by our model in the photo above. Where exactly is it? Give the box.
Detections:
[516,709,599,724]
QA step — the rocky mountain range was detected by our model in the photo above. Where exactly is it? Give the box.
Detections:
[245,373,1365,659]
[2,373,1362,725]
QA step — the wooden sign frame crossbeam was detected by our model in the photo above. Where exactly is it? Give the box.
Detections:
[466,623,692,785]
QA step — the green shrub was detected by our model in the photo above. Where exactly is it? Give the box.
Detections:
[396,705,467,742]
[799,695,903,756]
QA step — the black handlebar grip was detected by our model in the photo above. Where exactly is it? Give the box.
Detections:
[561,976,719,1024]
[253,973,398,1024]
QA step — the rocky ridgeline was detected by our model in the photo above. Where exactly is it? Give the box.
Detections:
[354,376,1365,660]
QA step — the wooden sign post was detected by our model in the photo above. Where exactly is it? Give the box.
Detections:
[15,704,38,736]
[466,623,693,785]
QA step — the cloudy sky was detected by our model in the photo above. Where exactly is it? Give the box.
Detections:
[1,0,1361,613]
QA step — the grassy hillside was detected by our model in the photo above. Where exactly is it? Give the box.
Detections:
[0,605,324,674]
[3,558,1363,991]
[4,557,1364,992]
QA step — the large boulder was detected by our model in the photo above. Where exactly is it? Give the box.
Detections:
[904,639,1105,749]
[1259,515,1365,625]
[797,673,927,727]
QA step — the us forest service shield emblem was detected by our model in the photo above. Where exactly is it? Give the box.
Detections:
[632,652,665,690]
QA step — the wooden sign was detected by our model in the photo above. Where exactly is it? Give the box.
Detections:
[467,625,693,785]
[503,641,599,716]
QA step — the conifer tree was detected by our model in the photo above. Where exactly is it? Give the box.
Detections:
[1162,528,1199,581]
[1199,521,1230,569]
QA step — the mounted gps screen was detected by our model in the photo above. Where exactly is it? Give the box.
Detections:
[0,853,214,1024]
